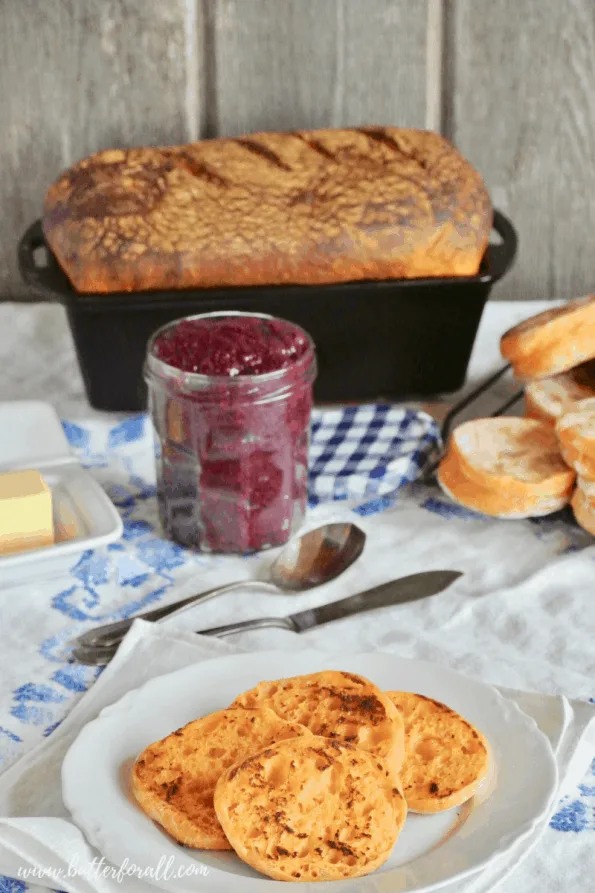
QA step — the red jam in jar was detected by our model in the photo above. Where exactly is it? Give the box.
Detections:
[144,312,317,553]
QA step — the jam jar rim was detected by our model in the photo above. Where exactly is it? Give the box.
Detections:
[144,310,317,396]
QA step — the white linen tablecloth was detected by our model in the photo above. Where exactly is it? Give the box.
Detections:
[0,299,593,893]
[0,620,593,893]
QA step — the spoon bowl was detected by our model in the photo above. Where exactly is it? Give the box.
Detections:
[71,522,366,652]
[269,522,366,591]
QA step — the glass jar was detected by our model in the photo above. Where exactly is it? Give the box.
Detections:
[144,311,317,553]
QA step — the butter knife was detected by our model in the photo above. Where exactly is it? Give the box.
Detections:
[197,570,462,636]
[69,570,462,665]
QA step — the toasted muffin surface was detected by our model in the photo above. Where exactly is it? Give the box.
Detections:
[214,734,406,882]
[500,295,595,379]
[576,474,595,499]
[385,691,490,813]
[558,442,595,479]
[131,706,311,849]
[557,397,595,450]
[571,486,595,535]
[449,417,573,492]
[437,444,572,519]
[524,360,595,425]
[231,670,405,775]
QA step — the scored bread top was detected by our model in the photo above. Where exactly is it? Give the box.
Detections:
[447,417,574,496]
[500,295,595,379]
[42,127,492,294]
[524,360,595,425]
[214,734,406,882]
[131,706,312,850]
[230,670,405,775]
[385,691,490,814]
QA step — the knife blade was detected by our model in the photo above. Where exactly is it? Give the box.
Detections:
[291,570,461,631]
[197,569,463,637]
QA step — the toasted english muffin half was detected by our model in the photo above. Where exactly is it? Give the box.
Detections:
[571,486,595,536]
[131,706,312,849]
[231,670,405,775]
[500,295,595,379]
[385,691,490,813]
[214,734,406,882]
[437,444,572,519]
[524,360,595,425]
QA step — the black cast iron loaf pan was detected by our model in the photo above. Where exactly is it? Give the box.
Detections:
[18,210,517,412]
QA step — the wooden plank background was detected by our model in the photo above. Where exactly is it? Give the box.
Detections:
[1,0,594,302]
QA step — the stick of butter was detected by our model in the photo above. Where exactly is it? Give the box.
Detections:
[0,470,54,555]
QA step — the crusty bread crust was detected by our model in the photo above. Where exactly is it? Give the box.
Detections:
[231,670,405,776]
[385,691,489,813]
[42,128,492,294]
[214,735,406,882]
[131,707,311,849]
[500,296,595,379]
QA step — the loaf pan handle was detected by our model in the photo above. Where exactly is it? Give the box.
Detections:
[488,210,517,282]
[18,219,48,295]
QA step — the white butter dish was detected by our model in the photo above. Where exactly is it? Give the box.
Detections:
[0,401,123,587]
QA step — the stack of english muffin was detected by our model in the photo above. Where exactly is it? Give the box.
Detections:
[438,294,595,533]
[132,670,489,883]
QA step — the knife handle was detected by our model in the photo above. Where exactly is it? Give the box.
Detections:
[198,616,297,637]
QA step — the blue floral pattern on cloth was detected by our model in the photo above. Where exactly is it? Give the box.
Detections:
[0,405,592,893]
[549,758,595,832]
[0,878,27,893]
[0,408,440,762]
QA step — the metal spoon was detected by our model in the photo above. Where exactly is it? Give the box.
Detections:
[71,522,366,651]
[69,570,463,667]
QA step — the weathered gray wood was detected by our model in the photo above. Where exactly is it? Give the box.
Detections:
[207,0,429,136]
[0,0,199,301]
[13,0,595,307]
[448,0,595,301]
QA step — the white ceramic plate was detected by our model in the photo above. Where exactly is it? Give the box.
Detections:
[0,401,122,586]
[62,651,558,893]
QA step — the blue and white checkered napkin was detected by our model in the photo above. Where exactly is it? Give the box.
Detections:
[309,404,440,504]
[64,403,441,510]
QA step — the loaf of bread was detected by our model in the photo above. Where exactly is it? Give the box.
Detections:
[42,128,492,294]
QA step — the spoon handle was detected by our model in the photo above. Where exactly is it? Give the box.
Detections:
[73,579,277,649]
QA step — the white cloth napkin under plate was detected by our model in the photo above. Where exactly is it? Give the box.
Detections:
[0,620,593,893]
